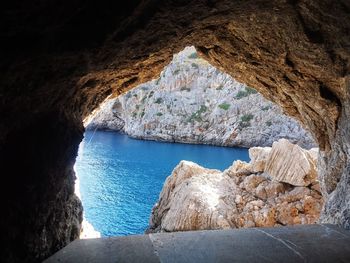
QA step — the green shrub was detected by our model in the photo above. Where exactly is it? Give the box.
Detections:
[216,85,224,90]
[132,112,137,118]
[148,91,154,98]
[180,86,191,92]
[140,111,145,118]
[188,112,202,122]
[239,121,251,128]
[141,86,149,91]
[141,96,147,103]
[186,105,207,123]
[156,112,163,116]
[240,113,254,122]
[245,86,258,94]
[133,94,138,98]
[238,113,254,128]
[218,103,230,110]
[155,97,163,104]
[198,105,208,114]
[191,62,199,69]
[188,52,198,59]
[235,86,258,99]
[266,121,272,126]
[173,69,180,75]
[262,105,270,111]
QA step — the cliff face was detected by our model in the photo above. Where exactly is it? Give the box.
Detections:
[87,47,315,148]
[148,139,322,233]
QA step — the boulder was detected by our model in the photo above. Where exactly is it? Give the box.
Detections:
[265,139,318,186]
[249,147,271,173]
[148,161,235,232]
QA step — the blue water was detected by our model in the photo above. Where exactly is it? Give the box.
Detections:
[75,131,249,237]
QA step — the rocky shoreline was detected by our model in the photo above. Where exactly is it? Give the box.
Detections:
[147,139,323,233]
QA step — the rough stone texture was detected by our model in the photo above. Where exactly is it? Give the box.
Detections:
[87,47,315,148]
[1,0,350,261]
[86,99,125,131]
[249,147,272,173]
[265,139,318,186]
[148,142,323,233]
[45,224,350,263]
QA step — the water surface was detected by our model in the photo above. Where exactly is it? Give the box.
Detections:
[75,131,249,236]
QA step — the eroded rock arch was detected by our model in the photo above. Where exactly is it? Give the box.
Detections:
[1,0,349,262]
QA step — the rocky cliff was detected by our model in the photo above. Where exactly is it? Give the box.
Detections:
[87,47,315,149]
[148,139,322,232]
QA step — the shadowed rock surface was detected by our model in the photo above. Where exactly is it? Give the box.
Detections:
[1,0,350,262]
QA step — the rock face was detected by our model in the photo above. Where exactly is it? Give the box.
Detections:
[265,139,318,186]
[86,99,125,131]
[87,47,315,149]
[148,141,322,233]
[1,1,349,262]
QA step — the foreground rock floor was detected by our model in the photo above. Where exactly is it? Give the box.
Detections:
[45,224,349,263]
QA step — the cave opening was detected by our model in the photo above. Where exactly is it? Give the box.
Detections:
[73,46,322,239]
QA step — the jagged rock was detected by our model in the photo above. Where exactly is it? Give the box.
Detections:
[249,147,271,173]
[265,139,318,186]
[86,47,315,149]
[148,141,323,233]
[85,99,125,131]
[225,160,253,178]
[149,161,235,232]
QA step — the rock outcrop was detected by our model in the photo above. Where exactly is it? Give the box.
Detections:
[148,140,322,233]
[87,47,315,149]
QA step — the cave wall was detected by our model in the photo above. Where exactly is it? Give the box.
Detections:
[1,0,349,262]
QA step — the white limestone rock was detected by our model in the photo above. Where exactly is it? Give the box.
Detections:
[249,147,271,173]
[265,139,318,186]
[148,142,323,233]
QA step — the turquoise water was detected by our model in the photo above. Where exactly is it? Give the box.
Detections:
[75,131,249,236]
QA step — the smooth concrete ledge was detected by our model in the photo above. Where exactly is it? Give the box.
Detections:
[45,224,350,263]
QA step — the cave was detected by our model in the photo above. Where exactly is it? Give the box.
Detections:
[1,0,349,262]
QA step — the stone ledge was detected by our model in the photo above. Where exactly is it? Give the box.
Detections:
[45,224,350,263]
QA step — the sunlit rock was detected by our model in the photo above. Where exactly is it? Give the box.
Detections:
[249,147,271,173]
[148,141,323,233]
[148,161,236,232]
[265,139,318,186]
